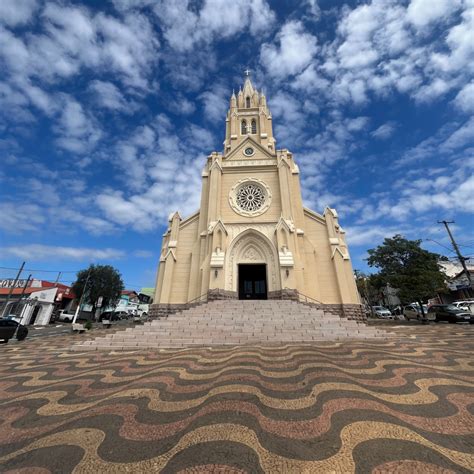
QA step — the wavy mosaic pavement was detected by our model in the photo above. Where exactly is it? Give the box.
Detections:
[0,325,473,473]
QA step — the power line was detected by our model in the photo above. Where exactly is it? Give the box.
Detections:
[424,238,455,253]
[457,243,474,250]
[0,266,79,273]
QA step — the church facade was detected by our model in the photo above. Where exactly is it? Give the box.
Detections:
[153,76,363,319]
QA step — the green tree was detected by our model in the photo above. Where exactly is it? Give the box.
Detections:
[366,235,446,316]
[72,265,124,318]
[355,271,386,317]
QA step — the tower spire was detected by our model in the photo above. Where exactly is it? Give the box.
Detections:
[223,70,276,155]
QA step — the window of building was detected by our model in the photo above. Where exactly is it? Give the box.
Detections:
[241,120,247,135]
[246,97,250,108]
[236,183,265,212]
[251,119,257,134]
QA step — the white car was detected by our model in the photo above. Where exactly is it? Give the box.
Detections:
[372,306,393,319]
[57,310,75,323]
[451,301,474,314]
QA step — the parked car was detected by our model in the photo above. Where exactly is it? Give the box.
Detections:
[451,300,474,314]
[372,306,393,319]
[403,303,433,321]
[428,305,473,324]
[114,311,130,320]
[57,310,75,323]
[463,302,474,314]
[0,318,28,343]
[99,311,119,322]
[4,314,21,323]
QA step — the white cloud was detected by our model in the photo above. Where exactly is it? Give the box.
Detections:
[356,154,474,225]
[260,21,318,79]
[395,118,473,167]
[134,250,154,258]
[406,0,462,29]
[200,0,274,37]
[0,0,38,27]
[371,122,397,139]
[153,0,275,52]
[0,203,46,234]
[173,96,196,115]
[304,0,321,20]
[345,224,407,246]
[270,91,306,144]
[53,95,102,153]
[283,0,473,109]
[61,209,117,236]
[88,80,133,111]
[453,81,474,113]
[95,112,209,230]
[0,3,160,89]
[199,84,229,122]
[1,244,126,261]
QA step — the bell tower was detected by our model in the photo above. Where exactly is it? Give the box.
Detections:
[224,71,276,156]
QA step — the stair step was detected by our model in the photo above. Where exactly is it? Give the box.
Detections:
[71,300,389,351]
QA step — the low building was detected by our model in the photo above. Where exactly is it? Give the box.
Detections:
[114,290,140,314]
[439,262,474,302]
[0,279,76,325]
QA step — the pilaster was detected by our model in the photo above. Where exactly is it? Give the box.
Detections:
[277,150,293,219]
[207,153,222,223]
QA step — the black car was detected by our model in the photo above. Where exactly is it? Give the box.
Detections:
[428,305,473,324]
[0,318,28,343]
[114,311,131,320]
[99,311,119,322]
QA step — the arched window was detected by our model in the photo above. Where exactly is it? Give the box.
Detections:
[251,119,257,134]
[246,96,251,108]
[241,120,247,135]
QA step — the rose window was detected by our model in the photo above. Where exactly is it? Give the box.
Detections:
[236,183,265,212]
[229,178,271,216]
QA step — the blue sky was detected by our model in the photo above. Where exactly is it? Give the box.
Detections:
[0,0,473,291]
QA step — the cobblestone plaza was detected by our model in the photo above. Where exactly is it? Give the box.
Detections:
[1,324,473,472]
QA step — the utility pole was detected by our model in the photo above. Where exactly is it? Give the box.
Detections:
[13,275,32,338]
[438,220,472,287]
[11,274,32,317]
[72,268,91,324]
[2,261,25,317]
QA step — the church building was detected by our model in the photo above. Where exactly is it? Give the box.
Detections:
[153,75,363,320]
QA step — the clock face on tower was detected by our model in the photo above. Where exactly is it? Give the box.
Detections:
[243,147,254,156]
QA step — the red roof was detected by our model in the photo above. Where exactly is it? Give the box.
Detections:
[122,290,138,296]
[0,281,75,299]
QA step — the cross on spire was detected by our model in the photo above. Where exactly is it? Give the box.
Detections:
[244,68,251,77]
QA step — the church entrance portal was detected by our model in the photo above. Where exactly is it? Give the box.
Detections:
[238,264,267,300]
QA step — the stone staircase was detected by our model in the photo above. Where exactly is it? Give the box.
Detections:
[71,300,390,351]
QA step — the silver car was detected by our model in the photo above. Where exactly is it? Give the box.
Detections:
[404,303,434,321]
[372,306,393,319]
[451,301,474,314]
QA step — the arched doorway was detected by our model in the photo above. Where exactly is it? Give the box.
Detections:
[225,229,280,298]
